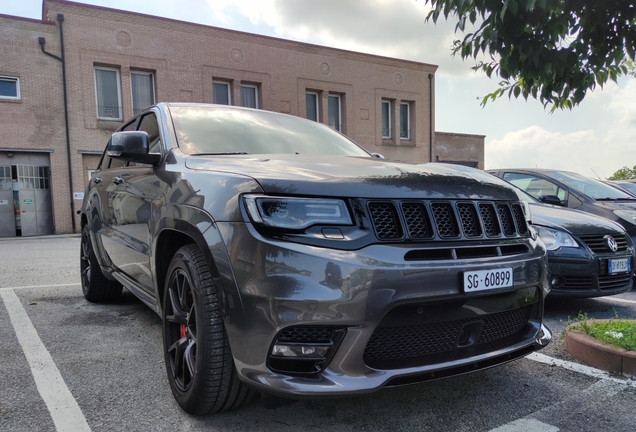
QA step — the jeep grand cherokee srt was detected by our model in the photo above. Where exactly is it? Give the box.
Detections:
[79,103,551,414]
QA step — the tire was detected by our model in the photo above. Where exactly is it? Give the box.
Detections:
[162,245,252,415]
[80,224,123,302]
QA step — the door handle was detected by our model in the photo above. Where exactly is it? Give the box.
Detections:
[93,177,102,184]
[113,177,124,185]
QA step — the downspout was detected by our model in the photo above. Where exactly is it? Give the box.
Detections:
[39,13,75,232]
[429,73,434,163]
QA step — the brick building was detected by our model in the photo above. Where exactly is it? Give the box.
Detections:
[0,0,484,237]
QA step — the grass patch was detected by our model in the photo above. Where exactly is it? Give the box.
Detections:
[566,312,636,351]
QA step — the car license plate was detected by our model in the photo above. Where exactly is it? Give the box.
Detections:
[608,258,631,274]
[464,268,513,293]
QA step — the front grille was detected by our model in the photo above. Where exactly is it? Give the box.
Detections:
[431,203,459,237]
[367,200,528,242]
[479,203,501,237]
[368,202,402,240]
[599,273,632,290]
[497,204,516,236]
[457,203,482,237]
[579,235,629,254]
[558,275,594,290]
[364,305,533,369]
[401,203,433,239]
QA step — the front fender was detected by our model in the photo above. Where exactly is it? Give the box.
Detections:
[153,204,244,320]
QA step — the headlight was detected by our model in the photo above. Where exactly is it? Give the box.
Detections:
[244,195,352,229]
[535,226,579,251]
[613,210,636,226]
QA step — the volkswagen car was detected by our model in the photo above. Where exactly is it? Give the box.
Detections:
[80,103,551,414]
[527,196,633,297]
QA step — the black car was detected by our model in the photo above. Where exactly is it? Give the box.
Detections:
[605,180,636,197]
[80,103,551,414]
[488,168,636,246]
[528,199,633,297]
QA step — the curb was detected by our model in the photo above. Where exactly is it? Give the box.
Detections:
[564,320,636,377]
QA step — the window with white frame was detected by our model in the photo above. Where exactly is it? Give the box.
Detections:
[400,103,410,140]
[240,84,258,108]
[213,81,231,105]
[131,71,155,115]
[306,92,319,122]
[327,95,341,132]
[0,76,20,100]
[94,67,122,120]
[381,100,391,139]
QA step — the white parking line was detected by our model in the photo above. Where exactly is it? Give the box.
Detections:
[489,418,559,432]
[597,296,636,305]
[1,290,91,432]
[0,283,81,292]
[527,352,635,387]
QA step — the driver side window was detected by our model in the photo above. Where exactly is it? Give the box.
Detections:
[503,172,567,203]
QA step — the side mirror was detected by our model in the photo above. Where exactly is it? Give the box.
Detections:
[539,195,563,206]
[108,131,161,165]
[371,153,385,159]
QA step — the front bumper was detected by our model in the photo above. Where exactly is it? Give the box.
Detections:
[214,222,551,398]
[546,248,633,298]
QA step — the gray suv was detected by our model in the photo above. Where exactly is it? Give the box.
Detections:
[80,103,551,414]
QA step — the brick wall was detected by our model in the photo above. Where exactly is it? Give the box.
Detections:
[434,132,486,170]
[1,0,483,235]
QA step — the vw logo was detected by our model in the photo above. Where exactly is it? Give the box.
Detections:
[604,235,618,252]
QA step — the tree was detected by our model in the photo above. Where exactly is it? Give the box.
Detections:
[425,0,636,111]
[608,165,636,180]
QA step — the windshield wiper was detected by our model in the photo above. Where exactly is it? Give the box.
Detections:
[595,197,636,201]
[190,152,249,156]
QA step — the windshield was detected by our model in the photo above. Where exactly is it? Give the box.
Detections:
[610,182,636,195]
[169,105,371,157]
[545,170,634,200]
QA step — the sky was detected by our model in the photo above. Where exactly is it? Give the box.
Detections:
[2,0,633,180]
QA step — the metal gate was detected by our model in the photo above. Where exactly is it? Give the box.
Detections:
[0,166,15,237]
[17,165,53,236]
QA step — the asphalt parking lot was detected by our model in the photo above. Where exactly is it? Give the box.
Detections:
[1,236,635,432]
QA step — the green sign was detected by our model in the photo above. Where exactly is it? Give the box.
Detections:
[23,198,33,204]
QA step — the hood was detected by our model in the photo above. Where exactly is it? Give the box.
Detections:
[529,202,625,236]
[184,155,518,200]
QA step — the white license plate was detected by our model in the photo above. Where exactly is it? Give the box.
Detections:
[609,258,631,274]
[464,268,513,293]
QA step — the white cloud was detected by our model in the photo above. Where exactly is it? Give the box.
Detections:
[205,0,481,76]
[486,79,636,180]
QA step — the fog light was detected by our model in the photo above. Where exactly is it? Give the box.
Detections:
[550,276,565,288]
[272,344,330,357]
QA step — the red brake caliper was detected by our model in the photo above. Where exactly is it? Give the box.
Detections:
[180,324,187,339]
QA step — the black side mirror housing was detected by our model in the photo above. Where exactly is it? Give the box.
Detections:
[108,131,161,165]
[539,194,563,206]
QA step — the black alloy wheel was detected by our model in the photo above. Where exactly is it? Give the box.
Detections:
[80,224,122,302]
[162,245,252,414]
